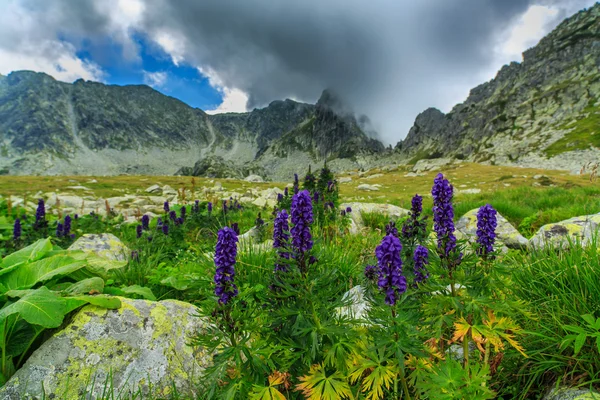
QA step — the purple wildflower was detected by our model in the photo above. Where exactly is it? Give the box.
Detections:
[56,222,64,238]
[364,264,379,281]
[277,193,284,203]
[432,174,457,258]
[13,218,21,241]
[63,215,72,237]
[385,221,399,237]
[141,214,150,230]
[291,190,314,256]
[293,174,299,194]
[284,187,289,197]
[214,227,239,305]
[273,209,291,272]
[169,210,177,221]
[231,222,240,235]
[35,199,46,228]
[180,206,186,220]
[176,217,184,225]
[413,245,430,284]
[208,202,213,214]
[313,191,320,203]
[162,223,169,236]
[346,207,352,213]
[401,194,426,241]
[476,204,498,257]
[136,225,143,238]
[157,217,163,227]
[74,214,79,220]
[376,234,407,305]
[164,201,170,212]
[222,200,228,214]
[341,210,346,217]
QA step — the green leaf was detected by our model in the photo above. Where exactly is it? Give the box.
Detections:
[64,295,121,314]
[82,255,127,279]
[1,239,52,269]
[574,333,587,355]
[0,255,86,291]
[5,320,44,358]
[0,287,67,328]
[161,275,193,291]
[582,314,596,327]
[120,285,156,301]
[63,277,105,295]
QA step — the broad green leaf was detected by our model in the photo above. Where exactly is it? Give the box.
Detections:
[161,275,193,291]
[120,285,156,301]
[64,295,121,314]
[5,320,44,358]
[1,239,52,269]
[63,277,105,295]
[574,333,587,355]
[0,255,86,291]
[0,287,66,328]
[4,290,36,298]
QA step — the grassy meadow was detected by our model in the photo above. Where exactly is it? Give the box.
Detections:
[0,163,600,399]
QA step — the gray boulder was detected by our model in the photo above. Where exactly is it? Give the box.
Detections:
[530,214,600,249]
[244,174,264,183]
[543,386,599,400]
[340,202,410,233]
[0,298,212,399]
[69,233,130,262]
[357,184,380,191]
[456,208,529,249]
[145,184,162,194]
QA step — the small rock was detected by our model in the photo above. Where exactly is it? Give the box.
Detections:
[336,286,370,320]
[363,174,383,180]
[244,175,264,183]
[543,386,599,400]
[530,214,600,249]
[145,184,162,194]
[339,177,353,183]
[162,185,177,196]
[65,186,91,191]
[357,184,380,192]
[252,197,268,208]
[457,188,481,194]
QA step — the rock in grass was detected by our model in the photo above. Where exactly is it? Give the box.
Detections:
[456,208,529,249]
[244,174,264,183]
[340,202,410,233]
[0,298,211,400]
[543,386,599,400]
[336,286,370,320]
[69,233,130,262]
[357,184,380,191]
[530,214,600,249]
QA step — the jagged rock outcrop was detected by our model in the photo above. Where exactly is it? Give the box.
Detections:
[396,4,600,171]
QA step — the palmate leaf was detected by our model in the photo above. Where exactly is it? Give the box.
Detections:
[249,386,287,400]
[296,364,352,400]
[349,348,396,400]
[0,239,53,270]
[0,255,86,291]
[0,287,67,328]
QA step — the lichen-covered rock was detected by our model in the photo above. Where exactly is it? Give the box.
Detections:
[69,233,130,262]
[145,184,161,194]
[543,386,600,400]
[340,202,410,233]
[0,298,212,399]
[530,214,600,249]
[456,208,529,249]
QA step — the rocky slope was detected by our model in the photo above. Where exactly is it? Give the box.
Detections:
[0,73,382,179]
[395,3,600,173]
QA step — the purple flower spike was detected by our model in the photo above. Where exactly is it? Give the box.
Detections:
[35,199,46,229]
[63,215,72,237]
[476,204,498,257]
[13,219,21,241]
[56,222,64,238]
[432,174,457,258]
[162,224,169,236]
[164,201,170,212]
[273,209,291,272]
[214,227,239,305]
[169,210,177,221]
[346,207,352,213]
[136,224,143,238]
[141,214,150,230]
[413,245,430,284]
[376,234,406,305]
[364,264,379,281]
[291,190,314,256]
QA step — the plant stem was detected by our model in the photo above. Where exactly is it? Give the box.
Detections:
[463,335,469,369]
[399,368,412,400]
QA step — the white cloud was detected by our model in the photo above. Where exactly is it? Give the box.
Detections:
[142,70,168,88]
[199,67,249,114]
[0,41,104,82]
[153,31,187,66]
[498,5,560,61]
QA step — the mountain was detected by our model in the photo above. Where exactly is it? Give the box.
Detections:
[395,3,600,172]
[0,73,383,179]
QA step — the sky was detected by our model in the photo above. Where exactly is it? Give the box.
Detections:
[0,0,597,144]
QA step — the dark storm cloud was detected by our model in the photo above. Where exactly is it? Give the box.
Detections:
[6,0,592,143]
